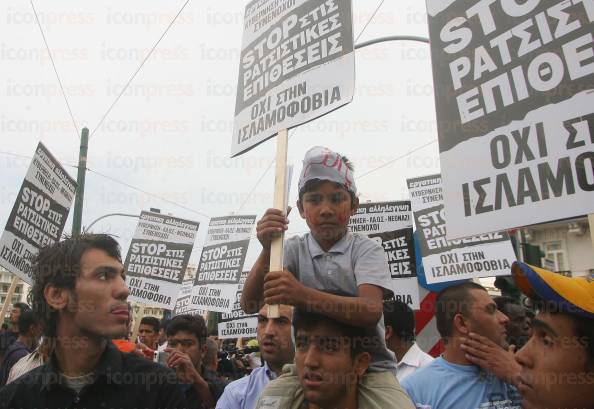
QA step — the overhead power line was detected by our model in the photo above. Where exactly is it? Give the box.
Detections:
[30,0,80,139]
[90,0,192,139]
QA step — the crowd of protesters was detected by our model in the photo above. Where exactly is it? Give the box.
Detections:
[0,147,592,408]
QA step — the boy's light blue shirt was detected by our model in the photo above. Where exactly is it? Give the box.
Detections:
[401,357,522,409]
[283,231,397,372]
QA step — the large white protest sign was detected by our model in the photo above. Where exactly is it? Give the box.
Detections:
[190,215,256,313]
[0,143,76,284]
[408,174,516,284]
[426,0,594,238]
[125,211,199,309]
[349,201,420,309]
[232,0,354,156]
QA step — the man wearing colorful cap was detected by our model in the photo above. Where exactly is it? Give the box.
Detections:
[242,146,413,408]
[512,262,594,409]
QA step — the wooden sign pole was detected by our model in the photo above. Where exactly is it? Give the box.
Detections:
[0,276,20,322]
[588,213,594,252]
[267,129,289,319]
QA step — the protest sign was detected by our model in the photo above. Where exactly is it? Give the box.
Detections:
[0,142,76,284]
[218,272,259,339]
[125,211,199,309]
[408,174,516,284]
[232,0,354,157]
[218,284,258,339]
[426,0,594,238]
[190,215,256,313]
[349,201,420,309]
[173,279,203,316]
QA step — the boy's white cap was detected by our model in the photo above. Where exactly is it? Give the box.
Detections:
[298,146,357,195]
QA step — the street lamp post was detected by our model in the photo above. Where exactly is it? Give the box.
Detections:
[83,213,140,234]
[355,35,429,49]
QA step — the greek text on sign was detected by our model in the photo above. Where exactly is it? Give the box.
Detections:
[125,211,199,309]
[218,289,258,339]
[426,0,594,238]
[190,215,256,313]
[349,201,420,309]
[232,0,354,156]
[408,174,516,284]
[0,143,76,284]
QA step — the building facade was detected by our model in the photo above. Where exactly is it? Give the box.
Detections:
[523,217,594,278]
[0,269,30,321]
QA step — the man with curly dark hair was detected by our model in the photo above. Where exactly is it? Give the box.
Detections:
[0,234,188,409]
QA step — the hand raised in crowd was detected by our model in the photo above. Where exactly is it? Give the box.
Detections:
[460,332,521,386]
[256,208,290,249]
[133,341,155,360]
[263,269,307,306]
[165,348,203,384]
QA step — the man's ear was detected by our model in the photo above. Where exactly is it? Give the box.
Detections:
[44,284,70,312]
[453,313,469,335]
[354,352,371,377]
[385,325,394,341]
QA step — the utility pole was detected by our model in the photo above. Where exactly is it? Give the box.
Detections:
[72,127,89,236]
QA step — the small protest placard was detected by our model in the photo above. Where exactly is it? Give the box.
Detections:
[407,174,516,284]
[349,201,420,308]
[0,143,76,284]
[426,1,594,238]
[173,279,203,316]
[190,215,256,313]
[125,211,199,309]
[218,285,258,339]
[232,0,354,156]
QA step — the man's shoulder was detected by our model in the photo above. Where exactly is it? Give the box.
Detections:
[221,373,251,398]
[226,372,251,389]
[2,342,29,362]
[0,364,48,396]
[401,359,444,388]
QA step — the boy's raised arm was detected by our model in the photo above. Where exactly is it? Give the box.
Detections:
[240,249,269,313]
[263,269,383,328]
[240,208,289,314]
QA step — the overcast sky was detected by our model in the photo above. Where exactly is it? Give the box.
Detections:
[0,0,438,269]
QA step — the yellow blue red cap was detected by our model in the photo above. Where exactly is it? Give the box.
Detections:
[512,261,593,319]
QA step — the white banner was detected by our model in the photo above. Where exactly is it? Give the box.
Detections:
[190,215,256,313]
[232,0,354,156]
[0,143,76,284]
[125,211,199,309]
[407,174,516,284]
[349,201,420,309]
[426,0,594,238]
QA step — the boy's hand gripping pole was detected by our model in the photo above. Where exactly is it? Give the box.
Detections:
[267,129,289,319]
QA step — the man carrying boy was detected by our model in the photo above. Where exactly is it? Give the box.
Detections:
[242,146,413,407]
[256,306,373,409]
